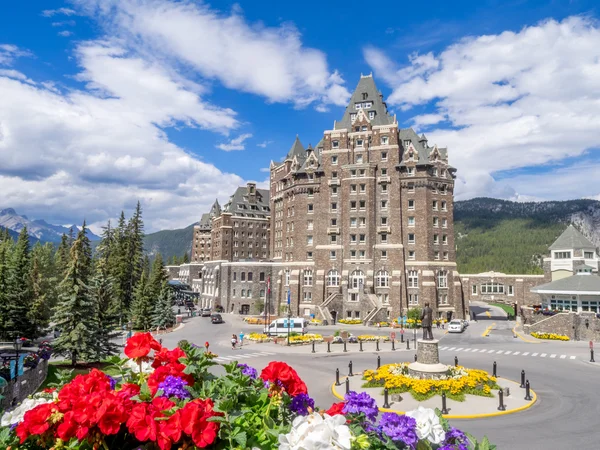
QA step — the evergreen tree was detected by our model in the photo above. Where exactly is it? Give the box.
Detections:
[28,243,57,337]
[52,223,100,366]
[0,235,14,338]
[127,201,145,295]
[96,220,115,268]
[149,253,168,300]
[54,234,70,280]
[112,211,131,325]
[152,283,175,330]
[89,268,120,358]
[182,252,189,264]
[131,271,153,331]
[5,228,35,339]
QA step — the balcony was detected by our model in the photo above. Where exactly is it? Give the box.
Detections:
[328,179,341,186]
[327,227,340,234]
[377,226,391,233]
[377,175,391,183]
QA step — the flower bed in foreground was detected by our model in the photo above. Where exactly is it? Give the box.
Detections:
[363,363,499,402]
[1,333,495,449]
[530,332,570,341]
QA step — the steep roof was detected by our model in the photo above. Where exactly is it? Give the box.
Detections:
[223,186,270,218]
[335,75,394,130]
[284,135,306,163]
[531,273,600,294]
[197,199,222,230]
[549,225,596,251]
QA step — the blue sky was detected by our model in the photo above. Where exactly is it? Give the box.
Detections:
[1,0,600,231]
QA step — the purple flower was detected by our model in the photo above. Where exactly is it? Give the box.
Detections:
[289,393,315,416]
[108,375,117,390]
[343,391,379,422]
[439,427,469,450]
[237,363,258,379]
[379,413,418,447]
[158,375,191,399]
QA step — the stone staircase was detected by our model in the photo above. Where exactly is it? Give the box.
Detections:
[362,288,387,324]
[317,292,338,323]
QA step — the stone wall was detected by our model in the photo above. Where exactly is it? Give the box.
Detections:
[1,360,49,410]
[523,307,600,341]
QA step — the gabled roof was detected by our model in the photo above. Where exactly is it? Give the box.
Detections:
[531,273,600,294]
[335,75,394,130]
[284,135,306,163]
[198,199,222,230]
[222,186,270,218]
[549,225,596,251]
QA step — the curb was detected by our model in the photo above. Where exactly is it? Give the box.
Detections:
[331,377,537,420]
[512,326,541,344]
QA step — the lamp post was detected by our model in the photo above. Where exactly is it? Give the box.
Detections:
[14,338,23,378]
[287,290,291,347]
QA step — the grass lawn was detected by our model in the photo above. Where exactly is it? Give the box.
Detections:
[489,303,516,316]
[40,360,121,391]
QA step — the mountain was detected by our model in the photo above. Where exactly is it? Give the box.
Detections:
[0,208,100,243]
[143,223,195,261]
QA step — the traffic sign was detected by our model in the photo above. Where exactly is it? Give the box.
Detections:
[590,340,594,349]
[390,332,396,340]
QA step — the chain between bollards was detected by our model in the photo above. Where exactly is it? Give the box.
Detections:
[591,349,595,363]
[493,361,497,377]
[441,392,449,414]
[520,370,525,388]
[383,387,390,408]
[348,361,354,377]
[345,377,350,394]
[376,340,380,352]
[327,341,331,353]
[359,341,363,352]
[454,356,458,367]
[377,355,381,369]
[311,341,315,354]
[335,368,340,386]
[343,340,348,353]
[524,380,532,401]
[497,389,506,411]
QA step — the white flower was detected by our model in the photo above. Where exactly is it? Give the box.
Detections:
[124,359,153,373]
[278,412,352,450]
[1,396,54,427]
[405,406,446,444]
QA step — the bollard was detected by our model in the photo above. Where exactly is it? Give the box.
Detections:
[359,341,363,352]
[327,341,331,353]
[524,380,532,401]
[345,377,350,394]
[376,340,380,352]
[401,333,404,343]
[441,392,449,414]
[312,341,315,354]
[454,356,458,367]
[377,355,381,369]
[392,340,395,351]
[406,339,410,350]
[497,389,506,411]
[335,368,340,386]
[414,354,417,362]
[343,341,348,353]
[348,361,354,377]
[383,388,390,408]
[493,361,497,377]
[520,370,525,388]
[591,349,595,363]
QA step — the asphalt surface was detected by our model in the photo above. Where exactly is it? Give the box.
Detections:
[155,313,600,450]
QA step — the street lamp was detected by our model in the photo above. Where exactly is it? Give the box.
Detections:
[14,338,23,378]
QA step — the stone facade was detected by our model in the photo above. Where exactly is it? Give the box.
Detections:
[523,307,600,341]
[1,360,49,410]
[459,272,546,310]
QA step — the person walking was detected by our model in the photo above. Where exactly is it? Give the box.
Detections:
[239,331,245,348]
[231,334,237,350]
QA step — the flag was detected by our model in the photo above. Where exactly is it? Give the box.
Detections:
[287,290,291,305]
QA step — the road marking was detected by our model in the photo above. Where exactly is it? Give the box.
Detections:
[560,355,566,359]
[540,353,547,358]
[440,346,448,350]
[447,347,456,351]
[455,348,463,352]
[481,323,495,337]
[513,351,520,355]
[485,311,491,318]
[504,351,512,355]
[463,348,471,352]
[532,353,539,357]
[522,352,529,356]
[570,356,576,360]
[488,350,496,353]
[479,349,488,352]
[550,354,557,359]
[496,350,504,354]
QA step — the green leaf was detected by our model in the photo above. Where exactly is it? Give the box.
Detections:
[233,431,247,448]
[416,440,433,450]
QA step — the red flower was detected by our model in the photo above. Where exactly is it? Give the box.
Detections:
[260,361,308,397]
[16,403,55,443]
[204,341,210,349]
[147,363,194,395]
[126,397,175,446]
[157,410,183,450]
[180,399,220,448]
[57,369,112,412]
[95,393,128,435]
[125,332,162,359]
[324,402,345,416]
[43,387,57,394]
[152,347,186,368]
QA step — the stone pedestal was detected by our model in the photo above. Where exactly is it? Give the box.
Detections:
[407,339,449,379]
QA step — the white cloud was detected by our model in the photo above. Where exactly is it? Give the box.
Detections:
[259,167,270,172]
[52,20,77,27]
[0,44,32,66]
[216,133,253,151]
[257,140,273,148]
[58,31,73,37]
[41,8,77,17]
[73,0,350,109]
[365,16,600,201]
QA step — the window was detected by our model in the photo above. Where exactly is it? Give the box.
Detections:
[369,111,375,120]
[408,251,415,260]
[351,169,357,177]
[443,251,449,260]
[260,272,265,281]
[332,171,338,179]
[241,289,246,298]
[350,234,357,244]
[472,285,477,295]
[248,272,253,281]
[303,292,312,302]
[355,103,362,110]
[381,183,388,193]
[381,168,387,175]
[359,217,366,227]
[307,235,313,245]
[407,183,415,193]
[442,235,448,245]
[437,270,447,288]
[307,251,313,260]
[360,184,366,193]
[330,235,337,244]
[408,216,415,227]
[331,155,338,165]
[260,289,265,299]
[332,140,339,148]
[481,282,505,294]
[381,250,388,259]
[381,234,387,243]
[356,139,363,147]
[409,294,419,305]
[356,154,363,164]
[359,169,366,176]
[433,234,439,244]
[330,250,336,260]
[241,272,246,281]
[441,201,447,211]
[304,270,313,286]
[432,168,438,177]
[381,151,388,161]
[432,200,438,210]
[404,140,411,148]
[438,294,448,305]
[434,251,440,260]
[359,234,366,243]
[307,220,313,230]
[331,202,338,212]
[350,250,357,259]
[233,272,237,281]
[331,186,338,196]
[376,270,389,288]
[232,289,236,297]
[554,252,571,259]
[308,188,314,198]
[550,298,577,311]
[350,217,357,227]
[408,199,415,210]
[442,218,448,228]
[350,113,357,122]
[308,204,314,213]
[350,184,357,194]
[364,101,372,108]
[508,285,514,296]
[408,270,418,287]
[433,217,439,227]
[407,167,415,176]
[350,201,357,210]
[331,218,338,226]
[327,270,340,286]
[380,200,388,210]
[285,270,290,286]
[350,270,365,289]
[381,217,388,225]
[408,233,415,244]
[585,251,594,259]
[360,200,366,210]
[381,136,388,145]
[359,250,366,259]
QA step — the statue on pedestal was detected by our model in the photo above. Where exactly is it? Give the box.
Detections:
[421,302,434,340]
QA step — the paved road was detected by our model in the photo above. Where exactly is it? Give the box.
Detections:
[155,313,600,449]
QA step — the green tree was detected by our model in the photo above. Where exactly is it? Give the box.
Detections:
[127,201,145,294]
[131,271,153,331]
[112,211,131,324]
[28,243,57,337]
[152,283,175,330]
[54,234,70,281]
[182,252,189,264]
[149,254,168,300]
[52,223,100,366]
[0,234,14,338]
[89,268,121,358]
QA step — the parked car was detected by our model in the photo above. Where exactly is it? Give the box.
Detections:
[462,319,469,328]
[201,308,212,317]
[448,319,464,333]
[211,313,224,324]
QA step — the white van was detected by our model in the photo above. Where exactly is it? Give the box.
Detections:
[264,318,308,336]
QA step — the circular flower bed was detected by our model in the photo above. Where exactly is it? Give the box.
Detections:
[247,332,272,342]
[530,332,570,341]
[289,334,323,345]
[357,335,391,342]
[363,363,499,401]
[338,319,362,325]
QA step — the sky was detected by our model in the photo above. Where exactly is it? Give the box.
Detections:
[1,0,600,233]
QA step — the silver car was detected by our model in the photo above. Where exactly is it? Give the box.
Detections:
[448,319,464,333]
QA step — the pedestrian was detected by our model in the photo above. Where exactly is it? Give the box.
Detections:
[239,331,245,347]
[159,338,163,345]
[231,334,237,350]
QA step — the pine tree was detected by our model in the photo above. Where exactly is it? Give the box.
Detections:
[152,283,175,330]
[112,212,131,325]
[149,253,168,300]
[28,243,57,338]
[89,268,120,358]
[52,223,100,366]
[5,228,34,339]
[131,271,153,331]
[0,235,14,338]
[54,234,70,280]
[182,252,189,264]
[127,201,145,295]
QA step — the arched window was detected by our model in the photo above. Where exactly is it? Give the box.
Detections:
[350,270,365,289]
[437,270,447,288]
[303,270,313,286]
[327,270,340,287]
[376,270,389,288]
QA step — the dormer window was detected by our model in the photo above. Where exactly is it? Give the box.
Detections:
[351,113,357,122]
[364,102,372,108]
[355,103,362,110]
[381,135,388,145]
[332,140,339,148]
[362,92,368,100]
[369,111,375,120]
[356,139,363,147]
[404,140,411,148]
